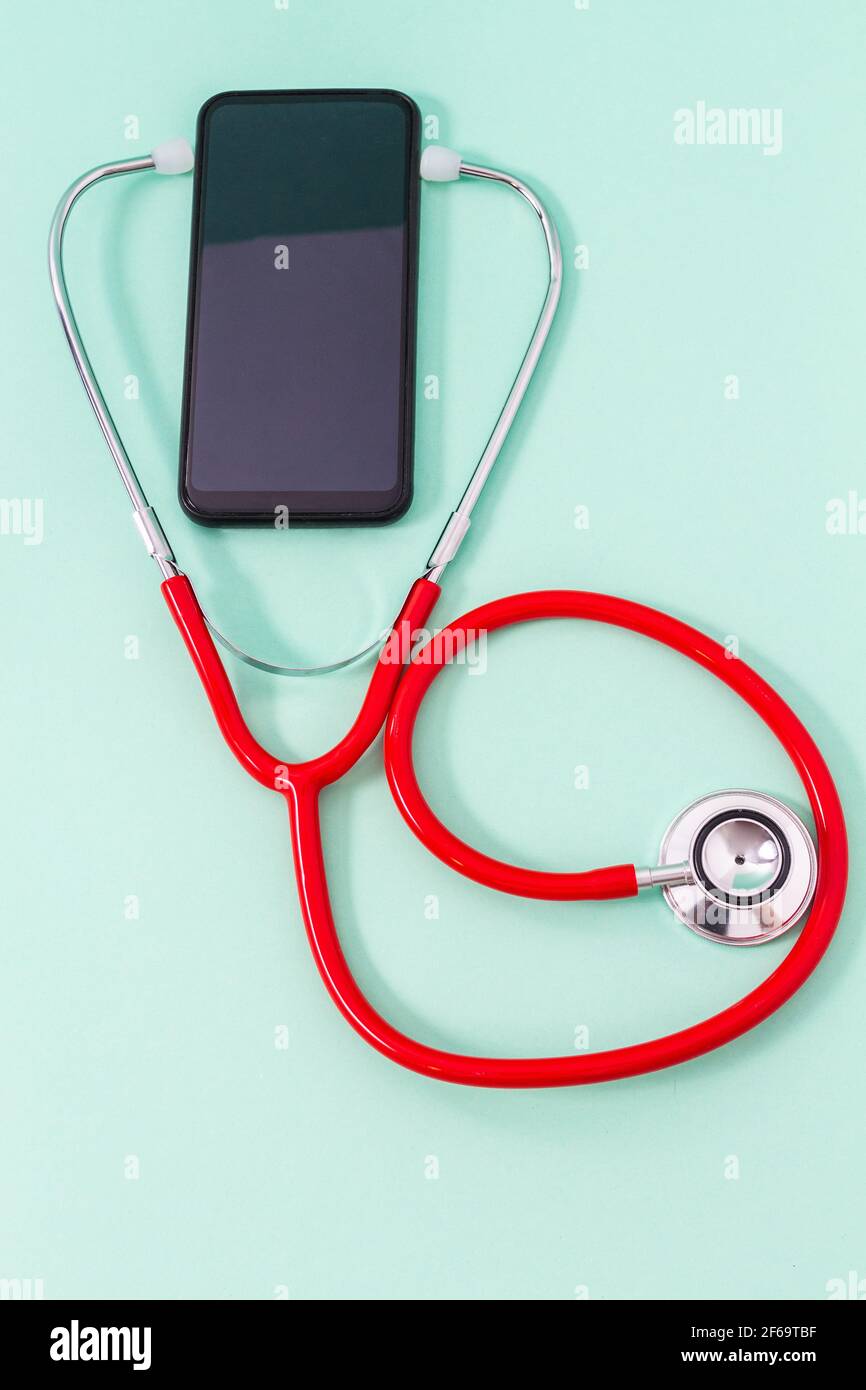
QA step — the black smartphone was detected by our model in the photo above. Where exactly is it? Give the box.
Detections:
[179,89,420,525]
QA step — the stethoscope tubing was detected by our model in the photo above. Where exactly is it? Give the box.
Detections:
[162,571,847,1088]
[50,140,847,1088]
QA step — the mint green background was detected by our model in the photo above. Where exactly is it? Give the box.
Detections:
[2,0,864,1301]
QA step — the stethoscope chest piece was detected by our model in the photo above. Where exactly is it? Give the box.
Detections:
[659,789,818,946]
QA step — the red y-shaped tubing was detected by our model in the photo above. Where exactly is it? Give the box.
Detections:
[162,574,846,1088]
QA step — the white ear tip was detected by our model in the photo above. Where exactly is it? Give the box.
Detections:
[420,146,462,182]
[151,137,195,175]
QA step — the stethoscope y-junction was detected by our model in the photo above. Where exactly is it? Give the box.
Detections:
[48,135,847,1087]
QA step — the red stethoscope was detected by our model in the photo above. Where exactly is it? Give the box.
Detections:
[50,136,847,1088]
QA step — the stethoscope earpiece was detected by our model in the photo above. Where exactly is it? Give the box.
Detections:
[658,790,817,946]
[419,145,462,181]
[150,137,195,175]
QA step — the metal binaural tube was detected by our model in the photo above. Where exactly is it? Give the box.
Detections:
[426,161,563,580]
[50,149,565,637]
[48,156,179,579]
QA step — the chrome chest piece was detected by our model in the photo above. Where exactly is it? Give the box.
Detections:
[656,790,817,945]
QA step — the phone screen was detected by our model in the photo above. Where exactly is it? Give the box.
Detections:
[180,91,419,524]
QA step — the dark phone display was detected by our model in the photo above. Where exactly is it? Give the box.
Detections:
[181,92,418,522]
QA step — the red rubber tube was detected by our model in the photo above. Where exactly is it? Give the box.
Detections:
[162,575,847,1088]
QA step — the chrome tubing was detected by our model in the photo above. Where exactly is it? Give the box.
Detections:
[49,151,564,660]
[48,157,179,579]
[425,162,563,581]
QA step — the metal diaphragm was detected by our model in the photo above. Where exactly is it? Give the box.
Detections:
[658,789,817,945]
